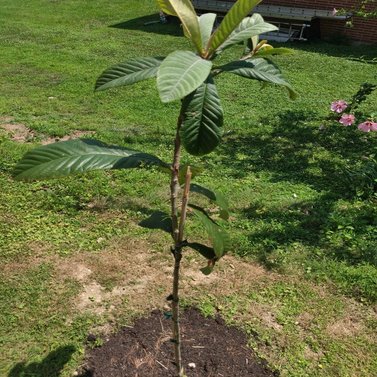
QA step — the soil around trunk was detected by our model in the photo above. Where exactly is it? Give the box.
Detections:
[79,308,277,377]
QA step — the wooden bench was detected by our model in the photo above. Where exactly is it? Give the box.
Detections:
[191,0,349,41]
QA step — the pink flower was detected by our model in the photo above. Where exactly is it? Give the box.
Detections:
[331,100,348,113]
[358,120,377,132]
[339,114,355,126]
[332,8,338,16]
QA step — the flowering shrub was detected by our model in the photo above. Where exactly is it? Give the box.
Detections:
[358,121,377,132]
[329,82,377,132]
[331,100,348,113]
[338,113,356,126]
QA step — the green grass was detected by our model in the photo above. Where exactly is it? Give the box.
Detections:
[1,0,377,376]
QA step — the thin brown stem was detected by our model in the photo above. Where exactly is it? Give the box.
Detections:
[178,166,192,242]
[171,167,191,377]
[170,110,185,376]
[172,249,183,376]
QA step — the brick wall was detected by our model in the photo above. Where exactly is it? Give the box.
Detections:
[221,0,377,43]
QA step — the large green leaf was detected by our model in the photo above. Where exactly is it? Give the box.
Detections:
[157,0,202,53]
[180,76,223,155]
[254,46,295,57]
[207,0,261,54]
[95,57,164,91]
[218,14,277,52]
[198,13,217,47]
[14,139,167,181]
[191,205,231,258]
[157,50,212,103]
[219,58,297,99]
[190,183,229,220]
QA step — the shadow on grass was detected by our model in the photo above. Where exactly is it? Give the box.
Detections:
[221,109,373,193]
[221,109,376,267]
[8,345,75,377]
[288,40,377,65]
[110,13,183,37]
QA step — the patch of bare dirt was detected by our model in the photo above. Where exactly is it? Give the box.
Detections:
[0,122,35,142]
[54,238,278,320]
[255,305,283,332]
[303,345,324,362]
[326,315,364,337]
[296,312,315,330]
[40,130,96,145]
[0,116,95,143]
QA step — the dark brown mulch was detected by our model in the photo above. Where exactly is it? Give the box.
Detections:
[79,308,277,377]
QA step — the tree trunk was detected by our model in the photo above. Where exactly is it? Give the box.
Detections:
[170,113,184,376]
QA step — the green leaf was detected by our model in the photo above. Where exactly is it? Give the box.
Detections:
[207,0,261,54]
[191,205,231,258]
[156,0,176,15]
[198,13,217,47]
[180,76,223,155]
[254,46,295,57]
[187,242,216,260]
[139,211,172,234]
[190,183,229,220]
[14,139,167,181]
[157,50,212,103]
[219,58,297,99]
[218,14,277,52]
[157,0,202,53]
[178,164,203,185]
[200,265,214,275]
[95,57,164,91]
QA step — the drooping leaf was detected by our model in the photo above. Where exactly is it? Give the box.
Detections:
[191,205,231,258]
[190,183,229,220]
[207,0,261,54]
[157,0,177,16]
[218,14,277,52]
[180,76,223,155]
[157,50,212,103]
[219,58,297,99]
[198,13,217,47]
[156,0,202,53]
[139,211,172,234]
[187,242,216,259]
[14,139,167,181]
[254,46,295,57]
[200,265,214,275]
[95,57,164,91]
[156,0,175,15]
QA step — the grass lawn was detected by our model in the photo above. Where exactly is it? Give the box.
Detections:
[1,0,377,376]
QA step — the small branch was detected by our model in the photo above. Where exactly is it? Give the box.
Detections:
[170,115,183,244]
[156,360,169,370]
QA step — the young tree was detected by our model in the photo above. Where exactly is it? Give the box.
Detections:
[14,0,295,375]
